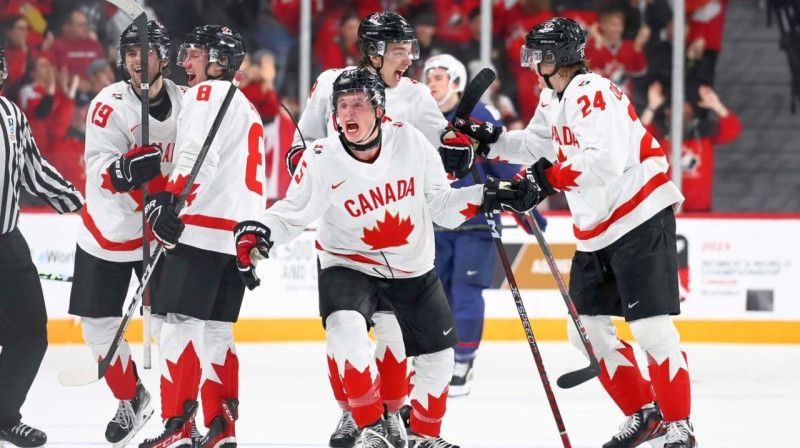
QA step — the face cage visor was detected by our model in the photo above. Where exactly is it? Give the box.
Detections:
[331,88,384,114]
[372,39,420,61]
[177,43,224,67]
[520,46,557,68]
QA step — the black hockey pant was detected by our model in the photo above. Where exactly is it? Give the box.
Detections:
[0,229,48,428]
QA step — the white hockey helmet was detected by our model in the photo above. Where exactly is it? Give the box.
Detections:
[423,54,467,106]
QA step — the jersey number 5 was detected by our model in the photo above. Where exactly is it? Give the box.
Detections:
[577,91,607,118]
[91,102,113,128]
[245,123,264,194]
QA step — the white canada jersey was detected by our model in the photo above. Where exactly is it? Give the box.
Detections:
[78,79,187,263]
[293,67,447,148]
[263,122,483,279]
[168,79,266,255]
[488,72,684,252]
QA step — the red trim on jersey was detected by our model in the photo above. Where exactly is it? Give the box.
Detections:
[573,172,671,240]
[182,214,238,231]
[81,207,144,251]
[314,241,414,274]
[639,131,664,163]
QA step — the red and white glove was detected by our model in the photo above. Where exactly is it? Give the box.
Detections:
[232,220,273,290]
[108,144,162,192]
[438,130,474,179]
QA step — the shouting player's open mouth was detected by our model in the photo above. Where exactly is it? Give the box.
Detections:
[344,119,360,136]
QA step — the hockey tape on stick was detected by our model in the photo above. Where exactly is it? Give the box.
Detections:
[520,211,601,389]
[59,71,246,387]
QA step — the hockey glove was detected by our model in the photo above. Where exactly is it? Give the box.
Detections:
[451,117,502,158]
[108,145,162,192]
[144,191,184,249]
[438,130,474,179]
[233,220,273,290]
[285,145,305,176]
[519,157,558,197]
[482,173,548,215]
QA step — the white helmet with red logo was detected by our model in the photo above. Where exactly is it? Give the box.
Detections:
[423,53,467,106]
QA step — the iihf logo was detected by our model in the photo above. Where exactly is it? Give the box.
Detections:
[543,21,555,32]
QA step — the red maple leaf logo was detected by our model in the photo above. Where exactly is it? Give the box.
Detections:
[459,203,481,219]
[361,210,414,250]
[100,172,170,211]
[166,173,200,207]
[545,163,581,191]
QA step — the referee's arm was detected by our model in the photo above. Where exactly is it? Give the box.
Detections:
[17,107,84,213]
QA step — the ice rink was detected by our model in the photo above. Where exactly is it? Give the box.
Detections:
[22,341,799,447]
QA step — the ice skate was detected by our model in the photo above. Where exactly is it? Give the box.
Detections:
[106,378,154,447]
[197,399,238,448]
[448,360,474,398]
[407,431,460,448]
[603,403,665,448]
[384,408,407,448]
[663,418,697,448]
[354,418,393,448]
[329,410,359,448]
[0,422,47,447]
[138,400,198,448]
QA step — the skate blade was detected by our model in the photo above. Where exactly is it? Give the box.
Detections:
[447,384,471,398]
[112,404,155,448]
[58,366,100,386]
[638,434,666,448]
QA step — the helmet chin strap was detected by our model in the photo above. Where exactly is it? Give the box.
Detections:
[437,86,457,107]
[537,62,557,90]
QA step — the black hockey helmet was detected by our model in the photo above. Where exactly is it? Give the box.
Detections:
[118,20,171,67]
[358,12,419,60]
[178,24,245,80]
[521,17,586,68]
[331,67,386,112]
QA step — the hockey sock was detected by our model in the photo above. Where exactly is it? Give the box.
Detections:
[568,316,654,415]
[160,314,203,419]
[82,316,137,400]
[409,348,453,437]
[631,316,691,421]
[451,281,486,362]
[200,321,239,429]
[373,312,408,412]
[326,311,384,427]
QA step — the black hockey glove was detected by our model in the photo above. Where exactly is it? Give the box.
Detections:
[521,157,558,197]
[285,145,305,176]
[482,171,550,215]
[108,144,162,192]
[438,130,474,179]
[451,117,502,158]
[233,220,273,290]
[144,191,184,249]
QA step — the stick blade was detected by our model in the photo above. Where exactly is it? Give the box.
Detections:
[454,67,497,120]
[556,363,601,389]
[105,0,147,20]
[58,367,100,387]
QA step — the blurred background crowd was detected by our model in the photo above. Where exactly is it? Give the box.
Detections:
[1,0,798,212]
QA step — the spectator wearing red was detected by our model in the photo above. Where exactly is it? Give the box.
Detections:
[317,11,361,71]
[51,9,104,93]
[3,0,51,48]
[585,4,649,99]
[18,55,78,159]
[2,15,32,96]
[240,51,281,124]
[686,0,730,85]
[52,94,91,195]
[641,82,741,212]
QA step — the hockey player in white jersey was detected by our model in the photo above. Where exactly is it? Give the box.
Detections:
[234,68,540,448]
[284,12,447,447]
[67,20,185,448]
[139,24,265,448]
[442,17,697,448]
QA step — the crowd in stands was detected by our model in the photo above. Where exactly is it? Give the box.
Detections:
[1,0,740,212]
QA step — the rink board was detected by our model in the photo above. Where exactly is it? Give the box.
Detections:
[18,211,800,344]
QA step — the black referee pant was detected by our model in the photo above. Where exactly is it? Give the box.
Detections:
[0,228,48,428]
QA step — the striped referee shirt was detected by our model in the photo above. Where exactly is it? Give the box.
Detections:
[0,95,83,234]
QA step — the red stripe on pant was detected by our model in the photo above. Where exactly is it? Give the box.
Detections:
[376,347,408,412]
[598,340,655,415]
[102,355,137,400]
[161,342,202,419]
[648,351,691,421]
[200,348,239,428]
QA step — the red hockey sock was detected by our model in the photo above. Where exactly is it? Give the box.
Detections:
[375,346,408,412]
[648,350,691,421]
[340,360,384,427]
[327,355,350,410]
[200,348,239,428]
[103,354,137,400]
[598,340,655,415]
[161,341,202,419]
[410,388,448,437]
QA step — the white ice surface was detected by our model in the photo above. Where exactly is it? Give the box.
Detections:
[22,342,800,447]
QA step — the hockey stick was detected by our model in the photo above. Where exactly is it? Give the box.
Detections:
[39,272,73,282]
[520,211,601,388]
[455,68,572,448]
[58,72,245,387]
[104,0,153,368]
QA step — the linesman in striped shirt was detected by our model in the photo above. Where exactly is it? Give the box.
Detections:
[0,47,84,447]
